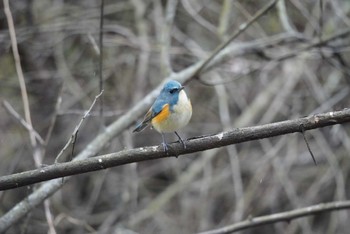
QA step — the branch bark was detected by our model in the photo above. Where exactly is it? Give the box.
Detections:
[1,109,349,191]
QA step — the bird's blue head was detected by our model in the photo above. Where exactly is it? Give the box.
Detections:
[157,80,184,109]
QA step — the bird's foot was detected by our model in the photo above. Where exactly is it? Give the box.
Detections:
[161,142,170,154]
[178,137,186,149]
[175,131,186,149]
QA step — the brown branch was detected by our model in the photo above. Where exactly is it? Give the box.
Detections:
[0,109,349,191]
[199,200,350,234]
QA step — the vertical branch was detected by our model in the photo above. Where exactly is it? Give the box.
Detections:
[44,200,57,234]
[99,0,105,127]
[214,80,244,221]
[3,0,41,166]
[318,0,324,38]
[160,0,178,75]
[218,0,232,39]
[131,0,150,101]
[4,2,55,232]
[277,0,297,34]
[44,83,63,153]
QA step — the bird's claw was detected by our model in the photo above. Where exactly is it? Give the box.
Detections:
[178,138,186,149]
[161,142,169,154]
[174,131,186,149]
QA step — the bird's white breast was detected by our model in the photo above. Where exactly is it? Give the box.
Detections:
[152,90,192,133]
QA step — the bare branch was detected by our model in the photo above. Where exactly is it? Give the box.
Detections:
[1,109,349,191]
[55,90,104,163]
[2,100,44,145]
[190,0,278,79]
[276,27,350,61]
[181,0,217,34]
[98,0,105,127]
[3,0,41,166]
[199,200,350,234]
[218,0,233,38]
[44,200,57,234]
[277,0,297,34]
[163,0,178,74]
[300,124,317,165]
[131,0,151,101]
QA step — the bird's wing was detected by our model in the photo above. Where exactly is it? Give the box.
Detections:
[133,103,170,132]
[133,107,153,132]
[142,108,154,124]
[151,103,170,125]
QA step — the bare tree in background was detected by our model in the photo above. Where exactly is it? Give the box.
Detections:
[1,0,350,233]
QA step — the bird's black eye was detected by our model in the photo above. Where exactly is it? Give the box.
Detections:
[169,88,177,94]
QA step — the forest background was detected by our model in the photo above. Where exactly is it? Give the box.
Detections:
[1,0,350,233]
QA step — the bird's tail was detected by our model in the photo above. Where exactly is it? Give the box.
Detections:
[133,121,149,133]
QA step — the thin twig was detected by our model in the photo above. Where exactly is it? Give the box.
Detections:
[44,83,63,151]
[2,100,44,145]
[181,0,217,34]
[300,124,317,166]
[44,200,57,234]
[275,27,350,61]
[198,200,350,234]
[58,109,124,117]
[70,131,79,162]
[54,214,96,232]
[319,0,324,38]
[218,0,233,38]
[99,0,105,128]
[55,90,104,163]
[190,0,278,79]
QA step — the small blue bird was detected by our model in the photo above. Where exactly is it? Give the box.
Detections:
[133,80,192,152]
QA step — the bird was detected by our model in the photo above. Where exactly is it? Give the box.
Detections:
[133,80,192,152]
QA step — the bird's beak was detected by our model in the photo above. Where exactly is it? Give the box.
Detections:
[179,86,184,91]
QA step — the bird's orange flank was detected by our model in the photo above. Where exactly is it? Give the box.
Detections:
[152,104,170,125]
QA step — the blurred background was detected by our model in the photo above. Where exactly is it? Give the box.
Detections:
[1,0,350,233]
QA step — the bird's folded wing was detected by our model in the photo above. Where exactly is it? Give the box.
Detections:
[151,104,170,124]
[142,108,154,124]
[133,104,168,132]
[133,108,153,132]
